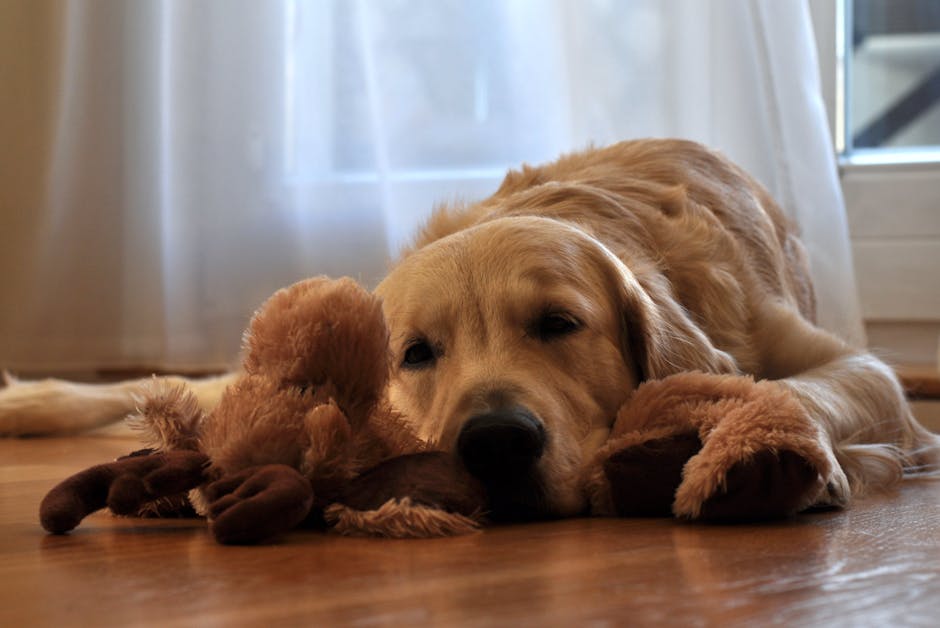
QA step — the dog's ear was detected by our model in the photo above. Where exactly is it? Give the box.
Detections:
[618,270,738,382]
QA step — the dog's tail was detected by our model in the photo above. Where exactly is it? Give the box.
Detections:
[0,371,235,437]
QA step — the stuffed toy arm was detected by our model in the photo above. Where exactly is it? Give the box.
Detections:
[201,464,315,544]
[583,371,836,521]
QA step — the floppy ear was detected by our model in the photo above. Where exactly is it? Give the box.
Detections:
[619,270,739,381]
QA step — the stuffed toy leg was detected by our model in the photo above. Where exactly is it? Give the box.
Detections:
[583,371,838,521]
[40,449,208,534]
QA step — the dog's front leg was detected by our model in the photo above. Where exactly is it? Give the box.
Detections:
[757,305,940,503]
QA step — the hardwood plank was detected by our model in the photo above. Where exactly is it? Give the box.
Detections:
[1,437,939,626]
[897,363,940,399]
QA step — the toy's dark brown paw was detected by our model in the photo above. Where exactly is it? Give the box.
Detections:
[40,450,208,534]
[697,449,821,521]
[602,432,702,517]
[205,464,314,544]
[324,452,487,538]
[338,451,487,517]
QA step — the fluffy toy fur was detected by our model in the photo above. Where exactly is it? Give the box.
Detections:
[582,372,837,520]
[41,276,852,544]
[41,277,486,543]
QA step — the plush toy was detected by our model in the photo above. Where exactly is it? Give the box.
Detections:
[40,277,487,544]
[40,277,834,544]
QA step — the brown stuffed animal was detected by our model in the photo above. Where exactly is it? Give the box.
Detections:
[582,371,837,521]
[40,277,837,544]
[40,277,487,544]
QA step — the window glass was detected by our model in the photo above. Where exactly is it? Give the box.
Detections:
[846,0,940,154]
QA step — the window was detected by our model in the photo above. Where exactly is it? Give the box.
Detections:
[840,0,940,160]
[813,0,940,366]
[283,1,570,185]
[281,1,577,250]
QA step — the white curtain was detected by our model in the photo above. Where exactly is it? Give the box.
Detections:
[0,0,864,373]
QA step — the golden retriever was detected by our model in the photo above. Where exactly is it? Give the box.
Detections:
[3,139,938,520]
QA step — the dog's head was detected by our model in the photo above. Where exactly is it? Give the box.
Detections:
[375,215,734,520]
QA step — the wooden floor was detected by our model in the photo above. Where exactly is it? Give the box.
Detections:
[2,437,939,627]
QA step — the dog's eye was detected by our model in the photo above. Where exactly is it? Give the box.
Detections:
[402,340,436,369]
[534,312,580,340]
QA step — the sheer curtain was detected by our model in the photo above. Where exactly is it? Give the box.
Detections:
[0,0,863,373]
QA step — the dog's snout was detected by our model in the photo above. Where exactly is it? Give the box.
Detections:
[457,408,545,478]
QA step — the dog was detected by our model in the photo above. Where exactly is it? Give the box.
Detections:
[2,139,937,520]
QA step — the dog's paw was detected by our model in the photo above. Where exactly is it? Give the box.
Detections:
[205,464,314,544]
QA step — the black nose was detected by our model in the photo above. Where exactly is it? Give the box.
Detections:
[457,408,546,479]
